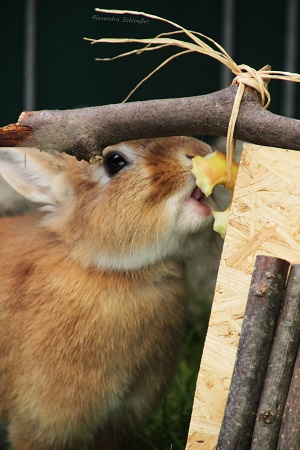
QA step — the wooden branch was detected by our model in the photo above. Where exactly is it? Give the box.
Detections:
[0,86,300,162]
[251,264,300,449]
[0,124,37,147]
[277,344,300,450]
[216,255,290,450]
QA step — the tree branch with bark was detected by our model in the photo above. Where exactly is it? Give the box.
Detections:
[0,86,300,163]
[1,8,300,162]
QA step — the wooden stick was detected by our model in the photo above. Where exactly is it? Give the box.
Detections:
[0,124,36,147]
[216,255,290,450]
[277,343,300,450]
[1,86,300,162]
[250,264,300,449]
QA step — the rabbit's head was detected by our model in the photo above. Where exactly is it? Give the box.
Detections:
[0,136,213,271]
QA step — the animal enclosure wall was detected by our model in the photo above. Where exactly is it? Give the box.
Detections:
[186,143,300,449]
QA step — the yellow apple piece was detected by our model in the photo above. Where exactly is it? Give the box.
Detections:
[212,208,231,240]
[191,151,239,239]
[191,150,239,197]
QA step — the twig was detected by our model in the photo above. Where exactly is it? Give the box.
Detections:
[277,343,300,450]
[0,86,300,162]
[0,124,36,147]
[216,255,290,450]
[250,264,300,449]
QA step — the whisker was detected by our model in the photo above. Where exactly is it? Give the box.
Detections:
[129,226,139,271]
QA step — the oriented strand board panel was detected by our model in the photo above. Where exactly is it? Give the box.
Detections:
[186,143,300,450]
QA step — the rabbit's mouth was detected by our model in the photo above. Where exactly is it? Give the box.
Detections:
[190,186,212,216]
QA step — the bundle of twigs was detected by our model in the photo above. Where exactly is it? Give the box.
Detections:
[216,255,300,450]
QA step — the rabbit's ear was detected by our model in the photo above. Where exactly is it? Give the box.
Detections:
[0,148,71,206]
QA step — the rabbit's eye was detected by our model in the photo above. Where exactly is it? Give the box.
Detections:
[104,153,129,176]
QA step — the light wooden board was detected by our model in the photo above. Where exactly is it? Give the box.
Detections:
[186,143,300,450]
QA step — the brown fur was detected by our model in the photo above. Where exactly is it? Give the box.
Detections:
[0,137,212,449]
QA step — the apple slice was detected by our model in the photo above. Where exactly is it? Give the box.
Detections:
[191,151,238,196]
[212,208,231,239]
[191,151,239,238]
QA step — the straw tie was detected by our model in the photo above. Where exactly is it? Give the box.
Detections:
[225,63,271,184]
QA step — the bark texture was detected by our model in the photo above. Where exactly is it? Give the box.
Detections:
[1,86,300,161]
[216,255,290,450]
[251,264,300,449]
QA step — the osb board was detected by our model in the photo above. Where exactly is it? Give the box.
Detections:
[186,143,300,450]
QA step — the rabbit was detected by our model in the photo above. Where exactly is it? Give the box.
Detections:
[0,136,214,450]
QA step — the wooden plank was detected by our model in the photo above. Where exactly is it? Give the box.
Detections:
[186,143,300,450]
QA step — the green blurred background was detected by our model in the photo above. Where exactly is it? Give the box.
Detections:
[1,0,299,127]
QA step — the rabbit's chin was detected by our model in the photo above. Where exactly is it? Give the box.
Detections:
[86,194,213,272]
[89,227,213,272]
